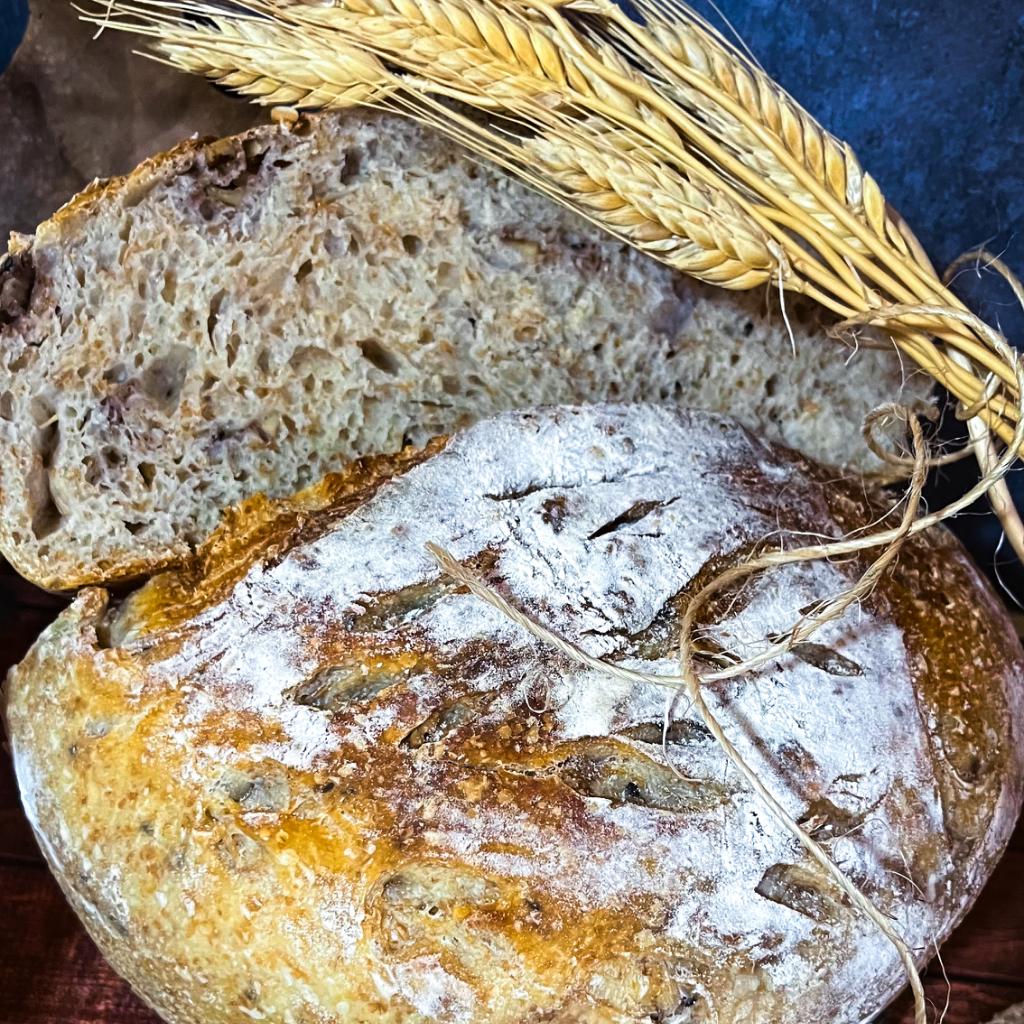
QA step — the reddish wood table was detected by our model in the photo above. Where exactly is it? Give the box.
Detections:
[0,563,1021,1024]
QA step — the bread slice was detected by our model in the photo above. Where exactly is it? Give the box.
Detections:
[0,110,928,590]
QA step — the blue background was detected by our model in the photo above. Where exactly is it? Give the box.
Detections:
[2,0,1023,588]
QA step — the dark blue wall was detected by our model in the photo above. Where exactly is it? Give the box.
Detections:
[712,1,1023,285]
[0,0,26,69]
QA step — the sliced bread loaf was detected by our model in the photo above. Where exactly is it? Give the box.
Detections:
[0,110,928,590]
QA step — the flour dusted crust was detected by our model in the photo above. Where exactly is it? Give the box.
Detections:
[5,404,1023,1024]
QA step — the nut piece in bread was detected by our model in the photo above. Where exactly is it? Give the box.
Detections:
[5,404,1021,1024]
[0,110,928,590]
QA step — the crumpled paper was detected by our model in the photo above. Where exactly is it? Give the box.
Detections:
[0,0,264,237]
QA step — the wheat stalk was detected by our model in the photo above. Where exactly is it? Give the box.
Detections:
[80,2,1007,371]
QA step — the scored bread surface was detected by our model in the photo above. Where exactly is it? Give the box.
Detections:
[0,110,929,590]
[6,404,1022,1024]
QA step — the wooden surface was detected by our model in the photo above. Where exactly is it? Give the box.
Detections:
[0,564,1021,1024]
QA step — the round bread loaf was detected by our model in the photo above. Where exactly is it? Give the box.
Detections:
[5,404,1023,1024]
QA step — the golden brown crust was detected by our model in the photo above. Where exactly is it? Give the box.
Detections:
[5,405,1023,1024]
[812,465,1024,882]
[115,438,446,640]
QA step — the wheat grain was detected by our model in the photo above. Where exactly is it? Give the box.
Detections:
[293,0,687,146]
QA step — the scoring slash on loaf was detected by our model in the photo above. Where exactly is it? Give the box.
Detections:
[0,110,929,591]
[5,404,1022,1024]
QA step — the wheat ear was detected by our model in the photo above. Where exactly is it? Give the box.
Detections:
[528,132,775,287]
[592,0,908,257]
[84,1,393,106]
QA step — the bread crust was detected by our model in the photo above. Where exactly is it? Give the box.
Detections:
[5,404,1022,1023]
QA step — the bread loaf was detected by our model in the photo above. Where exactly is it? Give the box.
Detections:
[0,110,928,590]
[5,404,1021,1024]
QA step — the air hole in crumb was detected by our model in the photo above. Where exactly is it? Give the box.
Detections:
[256,348,271,374]
[358,338,399,375]
[199,198,216,221]
[764,374,778,398]
[139,461,156,487]
[29,396,55,427]
[102,446,127,469]
[340,148,362,185]
[436,261,457,287]
[226,333,241,369]
[125,521,145,536]
[207,289,226,347]
[295,259,313,283]
[742,320,754,337]
[729,351,741,366]
[119,218,133,243]
[142,346,194,412]
[401,234,423,256]
[418,328,434,344]
[348,233,361,257]
[162,270,177,304]
[0,391,13,421]
[29,418,62,540]
[7,351,30,373]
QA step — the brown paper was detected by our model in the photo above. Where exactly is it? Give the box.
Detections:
[0,0,265,237]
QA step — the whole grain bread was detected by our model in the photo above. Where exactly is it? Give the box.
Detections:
[5,404,1021,1024]
[0,110,929,590]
